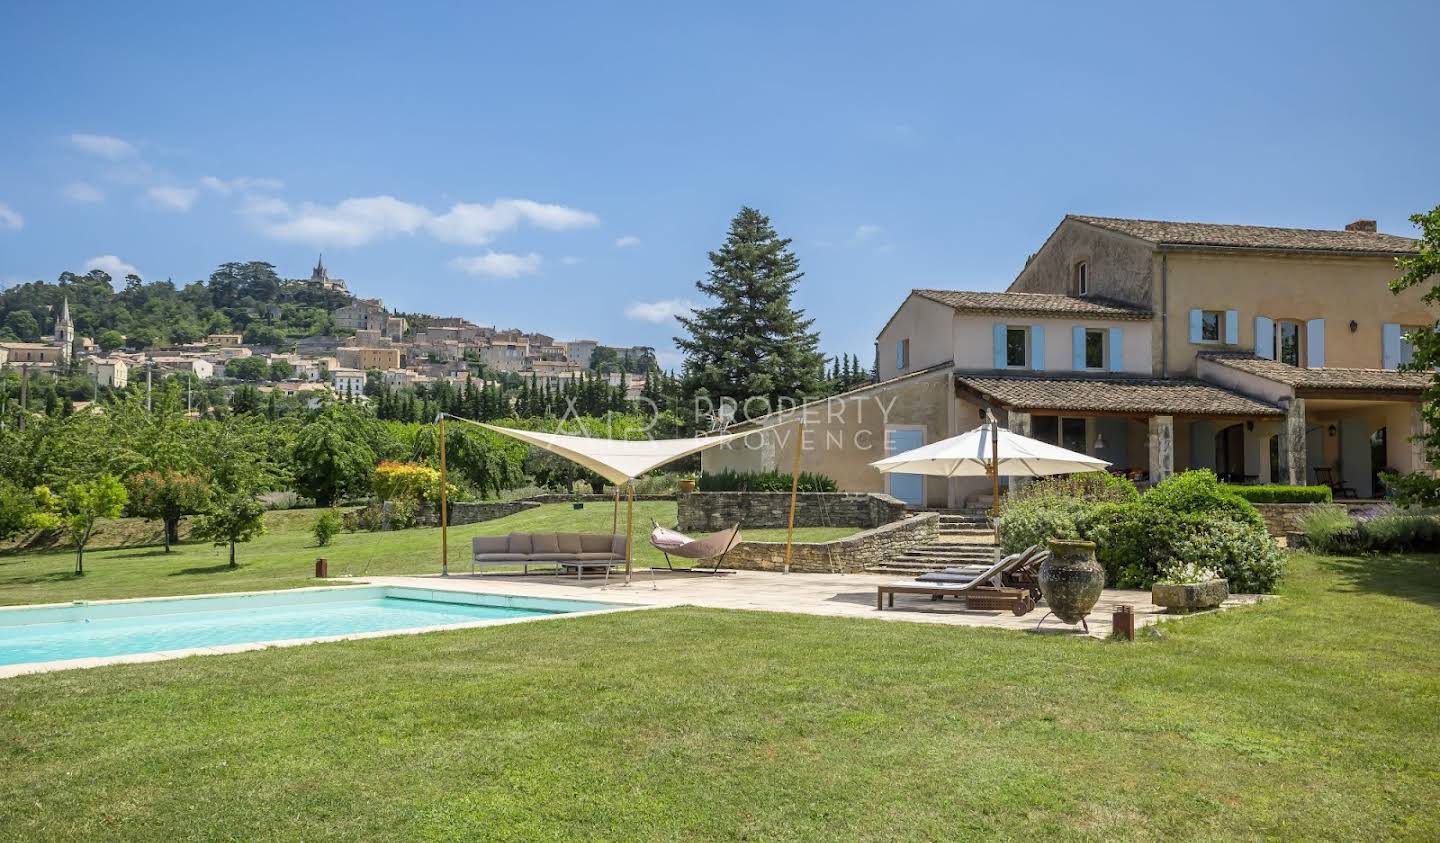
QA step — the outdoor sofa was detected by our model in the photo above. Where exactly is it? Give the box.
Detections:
[472,532,628,580]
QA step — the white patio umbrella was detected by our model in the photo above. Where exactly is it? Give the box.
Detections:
[870,412,1108,520]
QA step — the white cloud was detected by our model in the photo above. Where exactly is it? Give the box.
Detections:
[0,202,22,231]
[249,195,431,247]
[614,235,641,248]
[68,133,137,160]
[83,255,141,279]
[63,182,105,203]
[200,175,284,195]
[427,198,599,245]
[559,256,582,265]
[625,298,695,323]
[143,185,199,212]
[449,251,543,279]
[854,223,881,241]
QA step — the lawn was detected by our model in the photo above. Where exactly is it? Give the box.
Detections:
[0,503,858,606]
[1,552,1437,840]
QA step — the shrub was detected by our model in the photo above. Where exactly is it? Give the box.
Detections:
[341,499,418,532]
[1383,472,1440,507]
[1357,509,1440,553]
[1223,484,1332,504]
[1297,506,1362,554]
[313,509,341,546]
[1156,560,1221,585]
[1169,517,1285,593]
[1142,470,1264,530]
[698,469,838,493]
[373,461,443,503]
[996,474,1138,555]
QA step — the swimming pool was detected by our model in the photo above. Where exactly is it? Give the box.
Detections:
[0,586,621,671]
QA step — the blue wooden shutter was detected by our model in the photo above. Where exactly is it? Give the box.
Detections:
[1254,316,1275,359]
[895,339,905,371]
[993,323,1007,369]
[1071,326,1086,370]
[1225,310,1239,344]
[1306,319,1325,368]
[1030,325,1046,370]
[1188,309,1203,343]
[1382,323,1402,369]
[1108,327,1124,372]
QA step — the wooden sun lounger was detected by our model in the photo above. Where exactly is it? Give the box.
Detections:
[877,551,1038,616]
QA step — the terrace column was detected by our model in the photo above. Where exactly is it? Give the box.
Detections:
[1282,398,1308,485]
[1009,412,1032,494]
[1148,415,1174,482]
[1410,403,1431,471]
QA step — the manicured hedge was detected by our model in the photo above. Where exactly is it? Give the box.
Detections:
[1221,484,1333,504]
[698,469,838,493]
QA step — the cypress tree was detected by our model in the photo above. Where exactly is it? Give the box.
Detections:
[676,207,824,412]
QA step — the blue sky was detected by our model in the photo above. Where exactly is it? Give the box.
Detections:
[1,1,1436,368]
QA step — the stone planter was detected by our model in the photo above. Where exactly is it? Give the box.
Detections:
[1151,579,1229,614]
[1039,539,1105,626]
[677,479,696,494]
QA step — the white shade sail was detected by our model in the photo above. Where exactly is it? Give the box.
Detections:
[870,423,1109,478]
[477,422,756,484]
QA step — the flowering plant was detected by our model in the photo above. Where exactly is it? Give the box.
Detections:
[1156,560,1222,585]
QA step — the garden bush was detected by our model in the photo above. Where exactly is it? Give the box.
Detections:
[996,474,1138,555]
[1296,507,1363,554]
[698,469,837,493]
[1301,504,1440,554]
[1222,484,1332,504]
[1142,470,1264,530]
[313,509,341,546]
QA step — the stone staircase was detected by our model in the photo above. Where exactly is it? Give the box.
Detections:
[864,509,999,576]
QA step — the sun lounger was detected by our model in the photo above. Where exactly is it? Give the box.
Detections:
[877,552,1037,615]
[915,545,1048,597]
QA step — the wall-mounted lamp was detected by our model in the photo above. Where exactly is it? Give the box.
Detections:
[1328,424,1338,437]
[1349,320,1359,333]
[1246,420,1254,431]
[1093,432,1106,450]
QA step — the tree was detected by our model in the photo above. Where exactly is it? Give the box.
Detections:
[0,480,42,542]
[676,207,824,417]
[1389,204,1440,459]
[269,359,294,381]
[97,329,125,352]
[192,489,266,568]
[60,474,128,575]
[5,310,40,341]
[291,405,377,505]
[226,356,269,381]
[123,471,210,551]
[126,327,157,350]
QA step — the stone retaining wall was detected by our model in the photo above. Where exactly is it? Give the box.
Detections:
[723,512,940,574]
[444,501,541,526]
[677,491,907,532]
[1254,502,1377,536]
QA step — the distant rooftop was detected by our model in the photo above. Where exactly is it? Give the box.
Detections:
[1070,214,1419,256]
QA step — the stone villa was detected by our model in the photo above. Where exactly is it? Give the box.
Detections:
[705,214,1432,506]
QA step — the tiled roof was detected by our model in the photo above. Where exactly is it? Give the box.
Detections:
[727,362,953,429]
[1070,215,1419,255]
[913,289,1152,320]
[955,372,1285,417]
[1200,352,1431,393]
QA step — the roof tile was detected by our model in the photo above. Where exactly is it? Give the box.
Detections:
[1199,352,1431,392]
[914,289,1152,320]
[955,372,1285,417]
[1071,215,1418,255]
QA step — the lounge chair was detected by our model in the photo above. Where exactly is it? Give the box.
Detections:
[877,552,1037,615]
[1313,467,1359,499]
[915,545,1049,598]
[648,521,742,574]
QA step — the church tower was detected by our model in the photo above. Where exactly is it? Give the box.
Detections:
[53,297,75,364]
[310,254,328,284]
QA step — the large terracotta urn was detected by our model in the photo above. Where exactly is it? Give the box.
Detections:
[1040,539,1105,626]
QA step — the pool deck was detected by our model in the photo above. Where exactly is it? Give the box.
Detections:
[365,568,1263,638]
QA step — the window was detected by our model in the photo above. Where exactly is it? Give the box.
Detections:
[896,338,909,371]
[1276,321,1302,366]
[1084,328,1105,369]
[1005,327,1028,368]
[1074,261,1089,296]
[1061,418,1087,454]
[1200,310,1222,343]
[1399,327,1422,367]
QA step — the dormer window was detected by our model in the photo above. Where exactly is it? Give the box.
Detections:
[1074,261,1089,296]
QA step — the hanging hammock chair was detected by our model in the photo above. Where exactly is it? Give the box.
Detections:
[649,520,742,574]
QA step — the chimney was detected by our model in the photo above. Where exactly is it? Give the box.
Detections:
[1345,219,1377,233]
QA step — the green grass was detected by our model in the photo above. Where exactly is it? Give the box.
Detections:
[0,552,1436,840]
[0,503,857,606]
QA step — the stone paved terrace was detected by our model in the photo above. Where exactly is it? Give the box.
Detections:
[366,569,1263,639]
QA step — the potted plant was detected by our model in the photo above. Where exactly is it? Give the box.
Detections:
[677,474,697,494]
[1151,562,1229,613]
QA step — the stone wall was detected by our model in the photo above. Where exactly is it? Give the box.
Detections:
[1254,502,1376,536]
[444,501,540,526]
[724,512,940,573]
[677,491,908,532]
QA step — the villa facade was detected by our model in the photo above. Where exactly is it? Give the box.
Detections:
[705,214,1432,506]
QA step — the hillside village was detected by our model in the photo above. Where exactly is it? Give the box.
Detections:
[0,256,658,408]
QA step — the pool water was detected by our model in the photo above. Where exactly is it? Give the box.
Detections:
[0,587,618,667]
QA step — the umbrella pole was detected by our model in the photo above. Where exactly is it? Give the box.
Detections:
[439,414,449,577]
[783,418,804,575]
[625,482,635,585]
[990,415,1001,541]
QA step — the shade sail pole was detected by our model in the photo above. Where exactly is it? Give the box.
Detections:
[439,414,450,576]
[783,417,804,575]
[625,481,635,585]
[613,484,620,535]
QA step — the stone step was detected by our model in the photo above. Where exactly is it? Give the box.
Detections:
[940,526,994,535]
[900,548,996,558]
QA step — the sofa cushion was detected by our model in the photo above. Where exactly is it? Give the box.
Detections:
[507,532,533,554]
[472,536,509,555]
[530,533,560,555]
[579,533,614,553]
[474,553,532,562]
[612,535,628,556]
[556,533,583,554]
